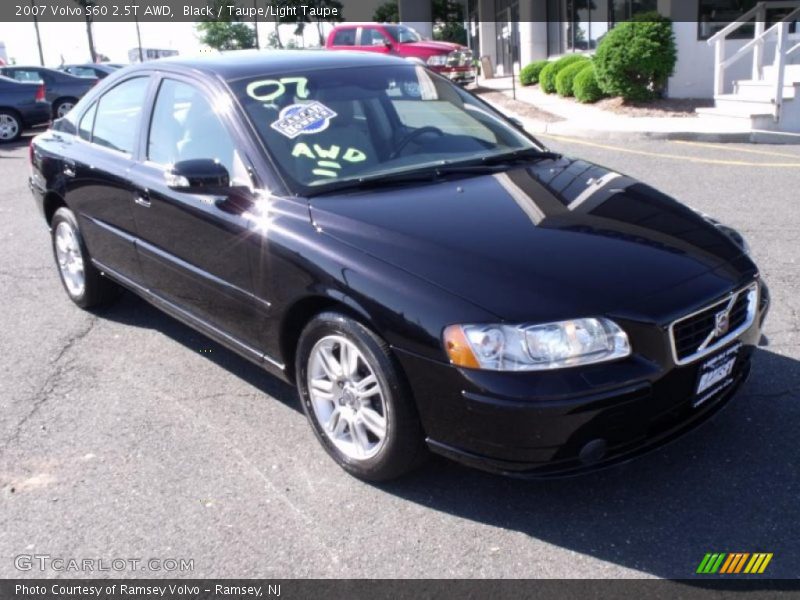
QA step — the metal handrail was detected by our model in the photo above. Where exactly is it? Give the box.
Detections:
[720,6,800,69]
[707,0,800,121]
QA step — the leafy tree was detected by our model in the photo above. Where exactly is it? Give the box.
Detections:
[196,0,257,51]
[373,1,399,22]
[373,0,466,44]
[273,0,343,47]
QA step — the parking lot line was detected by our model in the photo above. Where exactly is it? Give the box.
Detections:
[671,140,800,159]
[539,134,800,168]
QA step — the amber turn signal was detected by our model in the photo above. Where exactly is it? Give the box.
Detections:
[443,325,481,369]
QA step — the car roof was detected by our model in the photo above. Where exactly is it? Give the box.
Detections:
[125,49,410,82]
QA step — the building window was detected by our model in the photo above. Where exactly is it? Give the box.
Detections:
[549,0,658,54]
[698,0,797,40]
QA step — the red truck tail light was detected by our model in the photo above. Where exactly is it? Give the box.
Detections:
[35,84,46,101]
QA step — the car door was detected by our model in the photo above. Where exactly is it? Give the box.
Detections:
[128,76,267,349]
[356,27,392,54]
[65,75,152,284]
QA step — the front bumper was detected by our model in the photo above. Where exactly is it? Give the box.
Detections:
[431,66,476,84]
[395,281,770,478]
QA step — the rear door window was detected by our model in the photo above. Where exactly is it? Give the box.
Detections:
[332,28,356,46]
[91,77,149,154]
[78,102,97,141]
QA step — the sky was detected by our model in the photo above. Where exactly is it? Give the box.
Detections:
[0,21,331,66]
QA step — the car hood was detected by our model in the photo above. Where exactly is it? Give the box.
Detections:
[308,157,757,323]
[402,40,464,53]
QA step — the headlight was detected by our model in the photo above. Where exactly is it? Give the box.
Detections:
[426,54,448,66]
[443,318,631,371]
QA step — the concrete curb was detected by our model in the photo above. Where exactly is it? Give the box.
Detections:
[482,97,800,145]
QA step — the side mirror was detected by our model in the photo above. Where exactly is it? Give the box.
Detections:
[508,117,525,130]
[166,159,230,193]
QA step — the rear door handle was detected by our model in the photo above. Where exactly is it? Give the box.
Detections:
[134,191,151,208]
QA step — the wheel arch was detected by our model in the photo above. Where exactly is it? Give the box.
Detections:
[51,96,78,116]
[43,191,68,227]
[278,293,378,381]
[0,106,22,120]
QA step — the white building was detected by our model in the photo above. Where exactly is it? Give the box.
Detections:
[457,0,800,132]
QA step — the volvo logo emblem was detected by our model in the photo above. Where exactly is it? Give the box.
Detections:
[714,310,730,338]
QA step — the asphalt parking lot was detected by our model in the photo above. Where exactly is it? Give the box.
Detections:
[1,130,798,579]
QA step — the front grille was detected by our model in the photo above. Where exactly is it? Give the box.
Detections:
[669,282,758,365]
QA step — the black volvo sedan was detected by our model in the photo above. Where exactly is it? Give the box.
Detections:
[29,51,769,480]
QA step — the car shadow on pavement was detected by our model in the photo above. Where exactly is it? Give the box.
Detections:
[96,291,301,414]
[94,291,798,579]
[380,347,800,580]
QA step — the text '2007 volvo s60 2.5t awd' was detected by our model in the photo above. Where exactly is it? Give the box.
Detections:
[28,51,769,481]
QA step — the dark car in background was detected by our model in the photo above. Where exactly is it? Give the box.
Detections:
[0,75,49,142]
[59,63,122,79]
[0,66,96,119]
[28,52,768,481]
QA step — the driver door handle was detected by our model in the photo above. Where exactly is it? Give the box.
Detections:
[134,191,151,208]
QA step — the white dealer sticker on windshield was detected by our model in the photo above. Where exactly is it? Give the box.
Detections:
[270,102,337,139]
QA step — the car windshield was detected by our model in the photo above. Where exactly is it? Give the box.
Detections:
[232,64,541,194]
[383,25,422,43]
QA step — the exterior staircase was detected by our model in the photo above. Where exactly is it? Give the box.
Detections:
[696,1,800,141]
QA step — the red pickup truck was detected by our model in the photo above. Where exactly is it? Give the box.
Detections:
[325,23,476,85]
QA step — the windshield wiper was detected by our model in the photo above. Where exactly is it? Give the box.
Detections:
[306,164,506,196]
[305,149,562,197]
[478,147,562,166]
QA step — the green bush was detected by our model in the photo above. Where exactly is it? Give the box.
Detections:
[539,63,557,93]
[540,54,589,94]
[594,11,677,101]
[519,60,549,86]
[573,64,604,103]
[555,61,590,97]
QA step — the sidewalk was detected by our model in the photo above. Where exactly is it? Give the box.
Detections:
[475,76,800,143]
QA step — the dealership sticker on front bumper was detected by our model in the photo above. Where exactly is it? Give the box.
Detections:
[694,343,741,407]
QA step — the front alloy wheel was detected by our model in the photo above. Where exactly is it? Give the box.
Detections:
[307,335,388,460]
[296,312,427,481]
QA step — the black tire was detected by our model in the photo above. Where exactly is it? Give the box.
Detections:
[295,312,427,481]
[53,97,77,120]
[0,110,22,143]
[51,207,120,309]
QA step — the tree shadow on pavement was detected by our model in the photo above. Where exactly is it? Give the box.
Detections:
[380,347,800,579]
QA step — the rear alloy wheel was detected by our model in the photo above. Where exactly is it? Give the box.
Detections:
[54,99,76,119]
[51,207,120,308]
[0,111,21,143]
[296,312,427,481]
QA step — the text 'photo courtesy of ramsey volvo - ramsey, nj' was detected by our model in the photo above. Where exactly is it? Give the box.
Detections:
[28,50,769,481]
